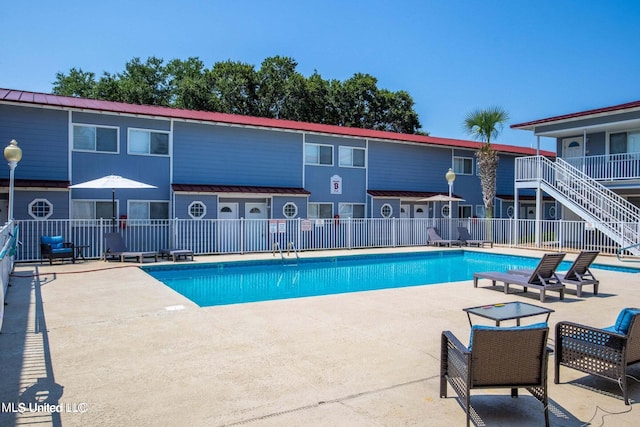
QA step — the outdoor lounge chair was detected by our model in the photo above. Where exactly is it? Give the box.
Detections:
[509,250,600,297]
[441,324,551,426]
[40,235,75,264]
[103,232,158,263]
[457,226,493,248]
[555,308,640,404]
[473,252,566,302]
[427,227,462,247]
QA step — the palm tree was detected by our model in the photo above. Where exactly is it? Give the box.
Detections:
[463,107,510,219]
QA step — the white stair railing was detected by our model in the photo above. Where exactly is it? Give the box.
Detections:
[516,156,640,253]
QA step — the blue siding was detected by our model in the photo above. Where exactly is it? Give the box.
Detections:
[174,194,218,219]
[368,141,452,192]
[69,112,171,213]
[272,196,308,219]
[0,105,69,181]
[15,190,69,220]
[304,135,367,203]
[173,122,303,187]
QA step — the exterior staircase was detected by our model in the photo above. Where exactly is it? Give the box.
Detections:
[515,156,640,256]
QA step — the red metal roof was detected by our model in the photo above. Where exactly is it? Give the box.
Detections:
[511,99,640,129]
[367,190,462,198]
[1,88,555,157]
[0,179,70,189]
[172,184,310,195]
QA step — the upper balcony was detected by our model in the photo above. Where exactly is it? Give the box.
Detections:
[564,152,640,182]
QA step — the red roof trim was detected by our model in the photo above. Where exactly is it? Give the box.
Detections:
[511,100,640,129]
[367,190,461,198]
[172,184,310,195]
[0,179,69,188]
[1,88,554,157]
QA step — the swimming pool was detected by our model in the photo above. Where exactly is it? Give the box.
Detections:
[142,251,638,307]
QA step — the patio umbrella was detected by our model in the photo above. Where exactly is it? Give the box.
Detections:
[418,194,466,222]
[69,175,157,231]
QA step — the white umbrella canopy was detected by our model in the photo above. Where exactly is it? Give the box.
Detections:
[418,194,465,202]
[69,174,157,190]
[69,175,157,231]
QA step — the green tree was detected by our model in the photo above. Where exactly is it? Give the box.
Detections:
[52,68,97,98]
[51,55,424,134]
[463,106,510,219]
[208,60,259,116]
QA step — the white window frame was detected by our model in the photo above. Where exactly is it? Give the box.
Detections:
[453,156,473,175]
[128,128,170,156]
[305,143,333,166]
[72,199,115,220]
[282,202,298,218]
[128,200,170,221]
[608,129,640,155]
[476,205,486,218]
[338,146,366,168]
[458,204,472,218]
[339,203,365,218]
[380,203,393,218]
[28,198,53,220]
[72,124,119,153]
[308,202,333,219]
[188,201,207,219]
[441,204,450,218]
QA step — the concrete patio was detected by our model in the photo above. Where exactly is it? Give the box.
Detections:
[0,246,639,426]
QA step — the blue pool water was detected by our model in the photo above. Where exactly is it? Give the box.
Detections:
[142,251,639,307]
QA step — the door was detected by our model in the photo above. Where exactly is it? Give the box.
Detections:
[398,204,411,245]
[217,203,239,252]
[413,204,429,244]
[562,137,584,172]
[245,202,268,251]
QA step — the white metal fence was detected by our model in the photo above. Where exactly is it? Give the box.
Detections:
[1,221,19,332]
[12,217,638,263]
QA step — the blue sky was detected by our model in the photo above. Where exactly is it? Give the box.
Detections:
[3,0,640,152]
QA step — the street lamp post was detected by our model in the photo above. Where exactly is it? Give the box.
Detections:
[4,139,23,223]
[445,168,456,238]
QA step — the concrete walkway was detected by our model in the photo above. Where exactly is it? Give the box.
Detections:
[0,246,639,426]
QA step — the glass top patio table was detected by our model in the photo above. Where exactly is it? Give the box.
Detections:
[463,301,554,327]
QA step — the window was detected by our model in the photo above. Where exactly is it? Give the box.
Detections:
[548,205,556,219]
[475,205,486,218]
[305,143,333,165]
[28,199,53,219]
[458,205,472,218]
[308,203,333,219]
[381,203,392,218]
[129,201,169,220]
[610,131,640,155]
[72,200,114,219]
[188,201,206,219]
[441,205,450,218]
[339,203,365,218]
[283,202,298,218]
[453,157,473,175]
[129,129,169,155]
[339,146,365,167]
[507,206,514,218]
[73,125,118,152]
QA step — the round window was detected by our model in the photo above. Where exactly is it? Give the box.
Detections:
[441,205,450,218]
[381,203,392,218]
[507,206,514,218]
[29,198,53,220]
[283,202,297,218]
[188,201,206,219]
[549,206,556,219]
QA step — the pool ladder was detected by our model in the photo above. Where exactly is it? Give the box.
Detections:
[272,241,299,262]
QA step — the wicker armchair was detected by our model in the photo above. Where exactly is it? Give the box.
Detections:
[555,308,640,404]
[440,325,550,426]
